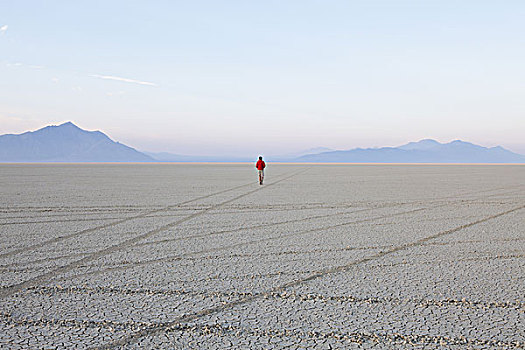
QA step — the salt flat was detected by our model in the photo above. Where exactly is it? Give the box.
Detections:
[0,164,524,349]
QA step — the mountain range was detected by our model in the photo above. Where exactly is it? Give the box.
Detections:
[0,122,153,162]
[143,152,250,163]
[296,139,525,163]
[0,122,524,163]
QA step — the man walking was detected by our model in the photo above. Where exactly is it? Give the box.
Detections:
[255,156,266,185]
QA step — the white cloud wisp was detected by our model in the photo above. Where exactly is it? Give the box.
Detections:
[0,25,8,35]
[91,74,157,86]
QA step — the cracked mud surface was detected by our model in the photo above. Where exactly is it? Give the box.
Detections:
[1,164,524,349]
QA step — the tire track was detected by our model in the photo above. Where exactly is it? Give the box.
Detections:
[0,199,444,269]
[0,207,165,220]
[424,236,525,247]
[0,205,389,270]
[3,186,519,281]
[2,181,520,213]
[26,285,525,311]
[0,203,383,219]
[49,196,518,283]
[3,313,523,348]
[0,169,308,299]
[50,205,430,283]
[1,183,519,259]
[132,205,390,249]
[0,216,135,226]
[0,231,383,272]
[3,188,519,271]
[0,178,263,259]
[6,252,524,274]
[54,249,525,286]
[0,205,400,225]
[2,193,501,224]
[54,187,522,283]
[1,190,515,271]
[131,198,509,250]
[2,203,428,278]
[93,204,525,349]
[160,323,525,349]
[108,185,525,254]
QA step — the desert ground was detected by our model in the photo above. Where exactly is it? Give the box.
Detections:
[0,164,524,349]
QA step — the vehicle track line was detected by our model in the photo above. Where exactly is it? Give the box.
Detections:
[2,181,519,213]
[92,204,525,349]
[131,205,390,249]
[10,186,519,283]
[277,205,525,289]
[27,285,525,311]
[2,186,518,270]
[3,313,523,348]
[0,178,262,259]
[2,189,516,272]
[0,216,135,226]
[7,252,525,274]
[50,206,430,283]
[163,322,525,348]
[1,183,519,259]
[0,169,307,299]
[51,196,519,283]
[131,195,515,250]
[0,209,361,269]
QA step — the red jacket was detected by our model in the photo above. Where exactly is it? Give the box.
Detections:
[256,160,266,170]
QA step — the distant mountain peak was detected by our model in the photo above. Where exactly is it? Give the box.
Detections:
[47,121,80,129]
[37,121,84,134]
[60,121,81,128]
[297,139,525,163]
[0,122,153,162]
[398,139,441,151]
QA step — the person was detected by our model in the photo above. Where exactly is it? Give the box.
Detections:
[255,156,266,185]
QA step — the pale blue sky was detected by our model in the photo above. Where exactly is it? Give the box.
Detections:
[1,1,524,156]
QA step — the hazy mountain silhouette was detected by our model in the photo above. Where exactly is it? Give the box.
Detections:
[2,123,523,163]
[397,139,442,151]
[0,122,154,162]
[145,147,334,162]
[144,151,250,162]
[273,147,335,160]
[296,139,525,163]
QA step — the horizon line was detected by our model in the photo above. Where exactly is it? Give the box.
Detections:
[1,162,524,165]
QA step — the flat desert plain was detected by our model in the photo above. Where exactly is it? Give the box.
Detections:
[0,164,524,349]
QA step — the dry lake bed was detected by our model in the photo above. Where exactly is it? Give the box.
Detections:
[0,164,524,349]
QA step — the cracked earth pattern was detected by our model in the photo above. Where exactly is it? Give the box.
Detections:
[0,164,524,349]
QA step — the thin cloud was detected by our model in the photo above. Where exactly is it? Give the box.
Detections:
[91,74,157,87]
[0,25,7,35]
[6,62,44,69]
